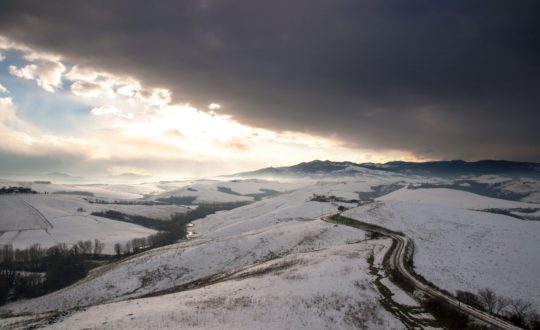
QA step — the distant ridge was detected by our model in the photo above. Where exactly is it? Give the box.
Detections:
[109,172,150,179]
[46,172,78,178]
[231,160,540,179]
[44,172,84,182]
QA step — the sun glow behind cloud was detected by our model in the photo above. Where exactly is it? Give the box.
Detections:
[0,35,417,178]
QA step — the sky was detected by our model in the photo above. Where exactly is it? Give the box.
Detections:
[0,1,538,179]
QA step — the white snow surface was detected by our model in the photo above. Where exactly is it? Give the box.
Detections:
[30,183,144,200]
[0,181,416,329]
[467,176,540,203]
[344,199,540,310]
[5,177,540,328]
[0,195,172,253]
[152,182,254,203]
[0,195,50,231]
[379,187,540,209]
[209,179,308,195]
[35,240,401,330]
[1,201,353,313]
[497,179,540,204]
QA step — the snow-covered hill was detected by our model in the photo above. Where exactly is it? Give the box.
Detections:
[233,159,540,180]
[1,168,540,329]
[151,179,309,204]
[0,194,189,253]
[379,187,538,210]
[1,180,420,329]
[344,190,540,310]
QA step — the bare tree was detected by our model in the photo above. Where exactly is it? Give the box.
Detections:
[114,243,122,256]
[494,296,509,316]
[508,298,532,325]
[124,241,132,254]
[1,245,14,264]
[478,288,498,314]
[77,240,93,254]
[14,248,29,263]
[456,290,483,309]
[93,239,105,255]
[526,312,540,330]
[47,243,69,257]
[131,237,147,253]
[70,244,80,256]
[28,243,43,265]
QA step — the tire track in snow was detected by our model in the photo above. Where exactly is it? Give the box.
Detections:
[19,195,54,229]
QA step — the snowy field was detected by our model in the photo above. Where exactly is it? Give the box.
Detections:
[344,190,540,310]
[0,184,355,313]
[191,180,400,238]
[0,195,50,232]
[2,239,403,330]
[468,175,540,203]
[30,182,145,200]
[19,194,190,220]
[379,187,539,209]
[497,178,540,203]
[150,179,311,204]
[2,174,539,328]
[0,180,420,329]
[0,194,185,253]
[0,179,319,253]
[208,179,308,195]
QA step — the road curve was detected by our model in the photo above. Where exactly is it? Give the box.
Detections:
[326,214,523,330]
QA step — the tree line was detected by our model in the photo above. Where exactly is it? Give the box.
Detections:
[0,187,37,194]
[113,231,177,256]
[1,201,249,305]
[0,229,189,305]
[387,264,539,329]
[456,288,540,329]
[0,240,104,304]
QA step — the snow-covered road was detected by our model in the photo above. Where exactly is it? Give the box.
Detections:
[329,213,522,330]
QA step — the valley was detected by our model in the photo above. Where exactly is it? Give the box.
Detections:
[1,161,539,329]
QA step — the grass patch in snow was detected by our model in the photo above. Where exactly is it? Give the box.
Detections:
[367,250,437,329]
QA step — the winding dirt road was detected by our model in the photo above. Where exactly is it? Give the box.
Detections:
[326,214,522,330]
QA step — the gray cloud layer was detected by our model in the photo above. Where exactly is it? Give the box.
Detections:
[1,0,539,161]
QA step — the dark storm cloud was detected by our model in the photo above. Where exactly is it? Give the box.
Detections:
[1,0,539,160]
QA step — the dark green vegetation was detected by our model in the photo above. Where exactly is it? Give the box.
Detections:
[92,201,249,233]
[0,187,37,194]
[454,288,540,330]
[53,191,94,197]
[217,186,281,201]
[0,241,112,305]
[93,201,250,255]
[410,181,527,201]
[86,199,163,205]
[91,210,188,233]
[309,184,404,206]
[156,196,198,205]
[422,297,476,329]
[249,188,281,201]
[329,214,404,237]
[0,201,249,306]
[357,184,405,202]
[216,186,243,196]
[366,252,438,329]
[480,208,540,221]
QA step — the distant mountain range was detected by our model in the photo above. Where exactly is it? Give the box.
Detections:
[44,172,84,182]
[232,160,540,179]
